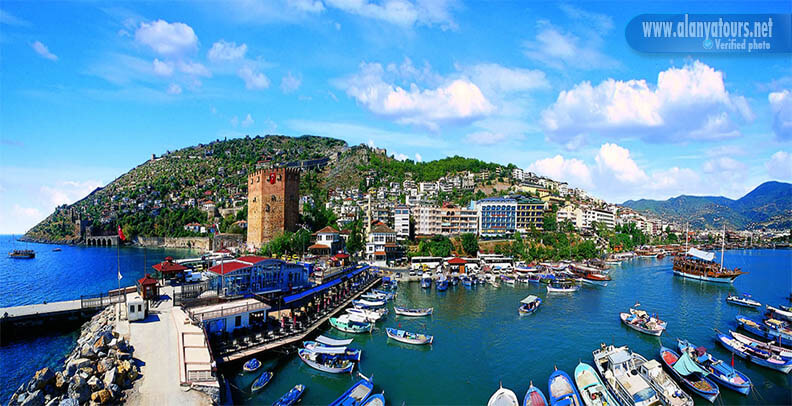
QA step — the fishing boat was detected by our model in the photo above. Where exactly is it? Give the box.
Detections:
[548,368,583,406]
[385,327,433,345]
[303,342,362,361]
[766,305,792,322]
[620,307,666,336]
[726,294,761,309]
[272,384,306,406]
[571,264,611,287]
[393,306,433,317]
[573,362,618,406]
[671,230,745,283]
[371,289,395,299]
[329,315,373,334]
[592,344,663,406]
[297,349,355,374]
[462,276,473,287]
[764,318,792,342]
[523,382,548,406]
[735,315,792,347]
[346,307,387,322]
[437,275,448,292]
[352,299,386,308]
[488,383,519,406]
[728,329,792,358]
[361,292,387,301]
[250,371,274,392]
[547,280,578,293]
[360,393,385,406]
[329,376,374,406]
[715,333,792,373]
[8,249,35,259]
[677,339,751,395]
[518,296,542,316]
[314,335,354,346]
[635,357,693,406]
[421,273,432,289]
[658,346,720,403]
[502,275,517,285]
[242,358,262,372]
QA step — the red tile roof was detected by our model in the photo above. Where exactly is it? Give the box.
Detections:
[236,255,269,264]
[137,274,158,286]
[313,226,339,235]
[333,253,350,259]
[152,261,189,273]
[374,251,386,256]
[308,243,330,250]
[448,257,467,265]
[208,261,250,275]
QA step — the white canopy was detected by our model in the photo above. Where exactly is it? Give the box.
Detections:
[316,335,353,346]
[521,295,540,304]
[687,248,715,262]
[307,346,347,354]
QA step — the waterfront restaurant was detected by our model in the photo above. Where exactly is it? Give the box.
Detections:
[206,255,310,298]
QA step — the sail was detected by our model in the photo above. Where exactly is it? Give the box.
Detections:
[672,351,710,376]
[687,248,715,262]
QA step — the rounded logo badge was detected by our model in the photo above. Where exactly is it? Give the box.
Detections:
[702,38,714,49]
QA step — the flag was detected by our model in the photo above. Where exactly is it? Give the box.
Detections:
[731,352,734,367]
[118,270,123,281]
[117,225,126,241]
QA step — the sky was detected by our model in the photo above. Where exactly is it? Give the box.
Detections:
[1,0,791,234]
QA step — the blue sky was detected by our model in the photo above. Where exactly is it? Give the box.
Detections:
[1,1,790,234]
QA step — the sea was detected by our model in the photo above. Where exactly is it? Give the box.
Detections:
[0,234,790,405]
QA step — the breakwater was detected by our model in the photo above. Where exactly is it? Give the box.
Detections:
[135,236,211,251]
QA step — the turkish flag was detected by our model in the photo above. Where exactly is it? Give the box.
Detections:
[117,225,126,241]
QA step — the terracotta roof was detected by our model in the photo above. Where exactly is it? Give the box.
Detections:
[371,223,395,234]
[208,261,250,275]
[215,248,232,254]
[152,261,189,273]
[313,226,339,235]
[333,253,350,259]
[137,274,158,286]
[384,242,399,248]
[236,255,269,264]
[308,243,330,250]
[448,257,467,265]
[374,251,386,256]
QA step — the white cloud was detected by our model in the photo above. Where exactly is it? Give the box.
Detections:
[152,58,174,76]
[702,156,746,175]
[167,83,182,95]
[528,155,593,188]
[242,113,254,127]
[464,131,507,145]
[463,63,549,95]
[280,72,302,93]
[207,40,248,61]
[177,60,210,77]
[769,90,792,140]
[595,143,647,184]
[12,205,42,220]
[340,62,493,130]
[393,152,409,161]
[1,9,31,27]
[135,19,197,56]
[230,116,239,127]
[289,0,325,13]
[523,22,616,71]
[414,153,422,162]
[40,180,103,208]
[31,41,58,61]
[238,65,270,90]
[766,151,792,180]
[542,61,753,146]
[324,0,457,29]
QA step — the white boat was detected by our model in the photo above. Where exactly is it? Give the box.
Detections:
[592,344,663,406]
[620,308,667,336]
[314,335,353,346]
[297,349,355,374]
[574,362,620,406]
[729,330,792,358]
[345,307,386,322]
[766,305,792,322]
[393,306,433,317]
[385,327,433,345]
[726,294,761,309]
[547,281,578,293]
[487,383,519,406]
[636,356,693,406]
[353,299,386,308]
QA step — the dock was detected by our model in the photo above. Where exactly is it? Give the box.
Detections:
[214,276,381,364]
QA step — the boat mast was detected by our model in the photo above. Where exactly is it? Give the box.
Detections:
[685,222,688,252]
[720,225,725,272]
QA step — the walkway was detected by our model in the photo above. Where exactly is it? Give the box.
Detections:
[127,287,212,406]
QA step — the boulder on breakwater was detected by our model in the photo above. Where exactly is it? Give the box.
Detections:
[7,307,140,406]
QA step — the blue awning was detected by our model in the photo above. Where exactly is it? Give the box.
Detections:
[282,265,371,304]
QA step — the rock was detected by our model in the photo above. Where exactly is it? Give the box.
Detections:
[54,372,65,390]
[116,352,131,361]
[80,345,96,359]
[28,368,54,392]
[79,365,94,376]
[86,376,103,391]
[107,338,117,349]
[107,384,119,398]
[102,368,117,388]
[96,359,113,374]
[67,376,90,404]
[115,339,129,353]
[44,397,59,406]
[19,390,44,406]
[57,399,78,406]
[127,365,138,381]
[9,392,20,406]
[92,336,106,353]
[67,358,91,371]
[90,390,110,405]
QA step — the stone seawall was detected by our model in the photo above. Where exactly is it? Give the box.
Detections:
[135,236,211,251]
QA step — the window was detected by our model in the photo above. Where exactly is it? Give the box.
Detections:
[138,304,142,312]
[235,316,242,327]
[129,305,134,314]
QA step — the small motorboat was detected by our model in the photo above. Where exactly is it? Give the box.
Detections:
[437,277,448,292]
[677,339,751,395]
[330,315,373,334]
[272,384,306,406]
[297,349,355,374]
[250,371,274,392]
[360,392,385,406]
[766,305,792,322]
[371,289,395,299]
[242,358,262,372]
[573,362,618,406]
[518,296,542,316]
[620,307,666,336]
[52,248,62,252]
[715,333,792,373]
[462,276,473,287]
[547,368,582,406]
[385,327,433,345]
[361,292,387,301]
[346,307,386,322]
[393,306,433,317]
[314,335,353,346]
[420,273,432,289]
[592,344,663,406]
[729,329,792,358]
[488,382,519,406]
[546,280,578,293]
[636,357,693,406]
[502,275,516,285]
[726,294,761,309]
[329,376,374,406]
[353,299,386,308]
[659,346,720,403]
[303,342,362,361]
[523,382,548,406]
[736,315,792,347]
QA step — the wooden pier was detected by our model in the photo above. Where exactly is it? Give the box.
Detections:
[215,276,381,364]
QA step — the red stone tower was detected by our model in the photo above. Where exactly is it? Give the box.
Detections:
[247,167,300,249]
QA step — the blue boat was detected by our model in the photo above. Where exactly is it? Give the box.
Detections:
[360,392,385,406]
[677,339,751,395]
[547,368,582,406]
[462,276,473,287]
[437,279,448,292]
[243,358,261,372]
[518,296,541,316]
[523,382,548,406]
[420,273,432,289]
[715,332,792,373]
[303,341,362,361]
[659,346,720,403]
[329,377,374,406]
[272,384,306,406]
[736,315,792,347]
[251,371,274,392]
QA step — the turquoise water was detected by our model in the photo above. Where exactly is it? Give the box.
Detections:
[225,249,792,405]
[0,235,199,402]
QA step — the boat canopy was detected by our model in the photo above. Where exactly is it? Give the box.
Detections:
[521,295,540,304]
[316,335,354,346]
[672,351,710,377]
[687,248,715,262]
[307,346,347,354]
[608,350,631,365]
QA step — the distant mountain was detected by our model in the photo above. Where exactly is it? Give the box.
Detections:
[623,181,792,230]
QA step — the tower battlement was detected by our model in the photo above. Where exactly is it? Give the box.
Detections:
[247,167,300,250]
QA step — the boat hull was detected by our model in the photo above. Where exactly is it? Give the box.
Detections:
[672,269,737,284]
[297,349,355,374]
[716,334,792,374]
[620,313,663,336]
[385,327,433,345]
[547,370,583,406]
[329,317,372,334]
[393,307,433,317]
[329,378,373,406]
[273,384,306,406]
[659,347,720,403]
[523,385,548,406]
[677,340,751,395]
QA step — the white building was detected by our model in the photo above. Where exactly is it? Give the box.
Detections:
[394,204,410,241]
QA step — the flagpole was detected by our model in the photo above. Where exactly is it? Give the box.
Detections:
[117,233,121,291]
